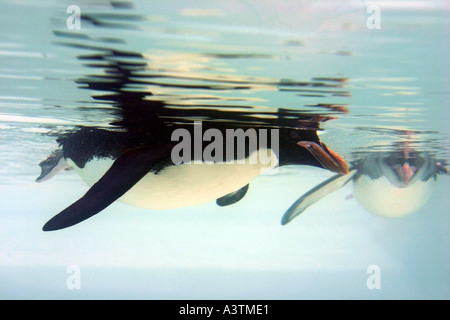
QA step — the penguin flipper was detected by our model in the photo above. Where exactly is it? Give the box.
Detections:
[281,168,357,225]
[42,144,173,231]
[216,184,249,207]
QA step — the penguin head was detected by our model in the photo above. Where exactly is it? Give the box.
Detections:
[377,151,432,188]
[353,151,439,218]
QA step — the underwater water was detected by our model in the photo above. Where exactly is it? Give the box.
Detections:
[0,0,448,299]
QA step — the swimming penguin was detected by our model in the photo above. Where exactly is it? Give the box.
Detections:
[281,145,448,225]
[37,121,349,231]
[35,43,351,231]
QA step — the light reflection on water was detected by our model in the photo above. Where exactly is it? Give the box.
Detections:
[0,0,448,299]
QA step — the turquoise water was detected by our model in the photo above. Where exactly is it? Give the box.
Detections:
[0,0,448,299]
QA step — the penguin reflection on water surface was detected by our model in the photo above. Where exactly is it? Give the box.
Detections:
[37,120,349,231]
[281,143,448,225]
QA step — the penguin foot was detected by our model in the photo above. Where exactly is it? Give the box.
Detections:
[297,141,349,175]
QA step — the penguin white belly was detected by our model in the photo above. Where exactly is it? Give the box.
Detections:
[353,175,435,218]
[67,148,278,210]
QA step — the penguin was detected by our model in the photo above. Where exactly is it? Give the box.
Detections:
[281,144,448,225]
[37,122,349,231]
[35,45,351,231]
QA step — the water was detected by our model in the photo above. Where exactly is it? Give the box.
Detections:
[0,0,448,299]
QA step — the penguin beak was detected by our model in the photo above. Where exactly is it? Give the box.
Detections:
[297,141,349,175]
[394,162,416,185]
